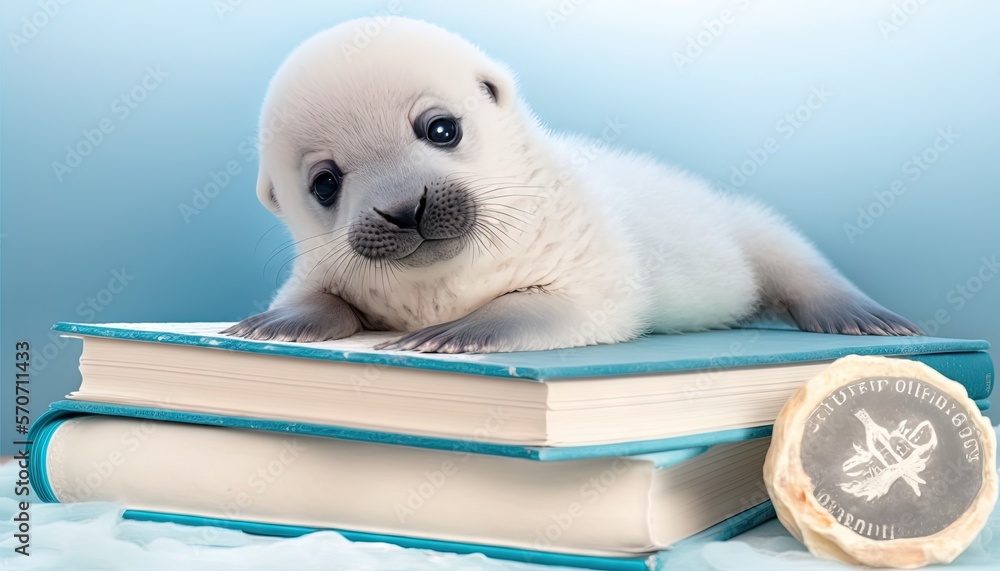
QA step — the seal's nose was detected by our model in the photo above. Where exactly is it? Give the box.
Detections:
[373,189,427,230]
[374,206,416,229]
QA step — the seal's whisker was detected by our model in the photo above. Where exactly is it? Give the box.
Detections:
[481,220,519,244]
[471,220,511,255]
[315,220,364,283]
[464,179,543,187]
[466,184,546,193]
[254,223,289,254]
[473,196,547,209]
[469,221,499,252]
[473,193,547,200]
[310,229,355,277]
[476,209,528,228]
[265,228,342,259]
[354,256,372,289]
[336,252,358,290]
[470,186,548,195]
[469,182,546,189]
[279,228,350,272]
[380,259,394,296]
[459,181,543,196]
[345,251,368,289]
[276,238,343,284]
[263,228,347,279]
[313,240,356,284]
[472,226,497,260]
[323,241,360,286]
[382,258,403,289]
[470,230,499,260]
[476,202,536,217]
[469,190,549,206]
[477,215,527,236]
[444,172,519,185]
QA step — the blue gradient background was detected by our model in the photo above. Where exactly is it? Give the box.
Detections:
[2,0,998,453]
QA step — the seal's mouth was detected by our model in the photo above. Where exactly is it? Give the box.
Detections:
[392,236,465,267]
[346,178,478,267]
[348,194,475,266]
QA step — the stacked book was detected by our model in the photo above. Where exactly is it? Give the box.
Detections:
[28,322,993,570]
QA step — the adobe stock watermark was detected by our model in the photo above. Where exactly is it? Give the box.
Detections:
[547,239,662,365]
[183,437,306,547]
[29,266,136,375]
[178,106,290,223]
[544,0,587,30]
[672,0,752,73]
[522,116,628,220]
[715,85,833,192]
[682,328,763,400]
[563,242,664,348]
[216,439,307,519]
[213,0,245,21]
[340,0,404,61]
[532,458,633,551]
[51,65,169,182]
[736,479,771,517]
[877,0,931,41]
[178,160,242,224]
[842,126,959,243]
[7,0,72,54]
[913,253,999,338]
[566,119,628,174]
[255,220,352,291]
[346,362,384,395]
[393,407,509,523]
[61,419,158,502]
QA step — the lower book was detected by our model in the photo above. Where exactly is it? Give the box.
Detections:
[26,399,992,570]
[123,502,776,571]
[29,405,780,571]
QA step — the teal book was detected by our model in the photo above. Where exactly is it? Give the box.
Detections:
[26,407,775,570]
[51,322,993,458]
[23,399,995,570]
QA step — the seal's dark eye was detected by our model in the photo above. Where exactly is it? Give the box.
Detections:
[310,164,342,207]
[427,117,458,145]
[419,115,461,147]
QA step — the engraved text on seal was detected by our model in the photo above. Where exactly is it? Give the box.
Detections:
[800,376,984,540]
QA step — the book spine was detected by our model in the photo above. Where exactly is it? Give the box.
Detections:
[907,351,994,400]
[25,408,77,503]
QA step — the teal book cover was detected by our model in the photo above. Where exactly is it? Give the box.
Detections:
[55,321,993,397]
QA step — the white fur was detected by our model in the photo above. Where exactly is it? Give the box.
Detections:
[229,17,918,352]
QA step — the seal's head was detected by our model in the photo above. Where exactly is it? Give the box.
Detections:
[257,17,539,279]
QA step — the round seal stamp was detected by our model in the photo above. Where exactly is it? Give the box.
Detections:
[764,355,997,568]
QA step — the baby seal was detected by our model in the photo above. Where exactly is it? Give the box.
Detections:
[223,17,921,353]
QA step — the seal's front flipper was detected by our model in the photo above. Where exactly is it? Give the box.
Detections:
[221,291,363,343]
[375,290,604,353]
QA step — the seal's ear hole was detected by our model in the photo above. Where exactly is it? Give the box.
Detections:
[477,64,515,107]
[256,167,281,215]
[266,188,280,212]
[480,80,499,104]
